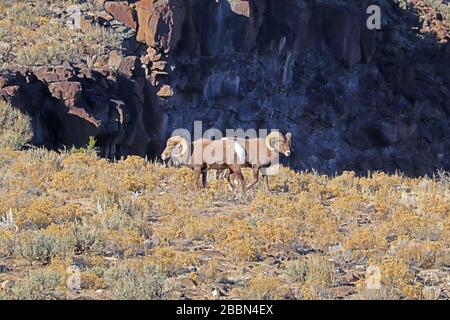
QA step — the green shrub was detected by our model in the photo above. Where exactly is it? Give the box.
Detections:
[0,230,15,257]
[105,264,166,300]
[11,269,60,300]
[285,256,335,287]
[16,231,56,265]
[0,101,33,150]
[14,226,76,265]
[74,224,106,255]
[15,41,80,67]
[5,2,47,28]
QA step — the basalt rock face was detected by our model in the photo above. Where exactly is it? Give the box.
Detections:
[137,0,449,175]
[0,62,163,159]
[1,0,449,175]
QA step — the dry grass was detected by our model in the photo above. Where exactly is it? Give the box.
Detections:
[0,1,122,68]
[0,145,447,300]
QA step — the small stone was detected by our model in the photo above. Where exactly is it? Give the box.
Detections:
[151,61,167,71]
[73,13,94,30]
[217,277,236,285]
[66,5,82,14]
[147,47,162,62]
[157,85,174,97]
[178,278,196,290]
[326,285,356,298]
[66,16,75,27]
[97,10,113,22]
[1,280,15,290]
[108,50,123,70]
[212,285,227,298]
[264,256,281,266]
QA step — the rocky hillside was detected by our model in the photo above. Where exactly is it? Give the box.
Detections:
[0,0,449,175]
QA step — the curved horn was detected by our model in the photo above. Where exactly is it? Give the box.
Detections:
[169,136,189,158]
[265,131,284,151]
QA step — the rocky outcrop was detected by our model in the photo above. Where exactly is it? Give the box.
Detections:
[1,0,448,176]
[136,0,186,52]
[0,61,163,160]
[134,0,449,176]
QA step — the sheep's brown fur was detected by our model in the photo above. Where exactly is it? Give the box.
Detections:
[161,136,247,195]
[221,132,292,192]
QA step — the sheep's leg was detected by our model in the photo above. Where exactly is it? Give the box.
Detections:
[110,144,117,162]
[121,146,128,160]
[262,174,270,193]
[230,166,246,200]
[225,170,235,191]
[103,145,110,159]
[193,167,202,191]
[236,171,246,200]
[202,171,208,188]
[245,166,260,190]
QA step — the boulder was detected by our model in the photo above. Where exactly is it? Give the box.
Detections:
[97,10,114,23]
[230,0,251,17]
[118,56,143,77]
[34,66,75,83]
[105,1,138,29]
[108,50,124,71]
[157,85,173,97]
[136,0,186,52]
[48,81,82,101]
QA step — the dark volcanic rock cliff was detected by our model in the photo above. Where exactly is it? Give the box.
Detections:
[139,0,449,175]
[1,0,449,175]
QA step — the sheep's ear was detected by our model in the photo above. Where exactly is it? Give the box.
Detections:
[286,132,292,144]
[286,132,293,150]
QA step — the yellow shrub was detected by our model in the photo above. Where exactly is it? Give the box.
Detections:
[147,247,196,274]
[345,226,388,261]
[378,256,422,299]
[245,275,283,300]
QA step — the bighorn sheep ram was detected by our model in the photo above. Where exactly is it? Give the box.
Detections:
[161,136,247,195]
[220,132,292,192]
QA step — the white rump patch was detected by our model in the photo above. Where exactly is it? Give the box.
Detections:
[233,141,246,164]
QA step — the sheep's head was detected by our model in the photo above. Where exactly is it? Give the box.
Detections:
[265,131,292,157]
[161,136,189,163]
